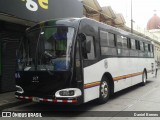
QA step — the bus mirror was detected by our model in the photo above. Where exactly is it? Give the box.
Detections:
[78,33,86,41]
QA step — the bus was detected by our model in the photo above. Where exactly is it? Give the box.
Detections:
[15,18,157,105]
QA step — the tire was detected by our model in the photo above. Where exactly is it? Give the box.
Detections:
[155,69,158,78]
[141,71,147,86]
[97,77,110,104]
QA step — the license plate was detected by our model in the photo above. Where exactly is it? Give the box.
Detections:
[32,97,40,102]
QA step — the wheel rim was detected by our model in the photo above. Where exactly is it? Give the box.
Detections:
[101,81,108,98]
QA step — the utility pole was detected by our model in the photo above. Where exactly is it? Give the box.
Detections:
[131,0,133,33]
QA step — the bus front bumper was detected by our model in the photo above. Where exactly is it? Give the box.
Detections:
[15,95,81,104]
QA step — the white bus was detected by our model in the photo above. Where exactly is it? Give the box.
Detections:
[15,18,157,105]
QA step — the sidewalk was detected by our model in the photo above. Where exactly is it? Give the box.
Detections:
[0,91,27,111]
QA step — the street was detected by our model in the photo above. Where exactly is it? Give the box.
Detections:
[1,72,160,120]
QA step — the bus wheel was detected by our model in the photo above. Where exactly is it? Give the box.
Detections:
[97,78,110,104]
[155,69,158,78]
[141,71,147,86]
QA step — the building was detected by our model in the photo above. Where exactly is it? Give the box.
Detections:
[82,0,125,27]
[147,13,160,65]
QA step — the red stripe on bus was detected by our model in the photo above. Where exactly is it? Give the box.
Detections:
[15,95,77,103]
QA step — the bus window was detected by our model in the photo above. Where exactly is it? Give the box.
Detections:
[145,43,148,51]
[82,36,95,60]
[131,39,136,49]
[148,44,152,58]
[148,44,151,52]
[127,38,131,49]
[150,45,154,57]
[122,36,128,48]
[140,41,144,51]
[100,30,115,47]
[135,40,140,50]
[100,30,108,47]
[117,35,123,48]
[108,32,115,47]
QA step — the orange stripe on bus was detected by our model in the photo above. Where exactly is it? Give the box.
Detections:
[84,81,100,88]
[84,70,152,88]
[113,72,143,81]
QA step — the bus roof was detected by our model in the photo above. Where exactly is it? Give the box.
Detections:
[27,17,152,44]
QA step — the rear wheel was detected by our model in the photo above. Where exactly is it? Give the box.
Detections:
[155,69,158,78]
[97,77,110,104]
[141,71,147,86]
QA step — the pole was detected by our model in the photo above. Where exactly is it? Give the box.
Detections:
[131,0,133,33]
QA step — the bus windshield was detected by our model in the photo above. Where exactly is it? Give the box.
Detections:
[17,26,74,71]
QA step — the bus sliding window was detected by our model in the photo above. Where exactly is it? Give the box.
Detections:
[82,36,95,60]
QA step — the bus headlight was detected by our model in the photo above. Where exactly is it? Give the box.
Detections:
[59,90,75,96]
[55,88,81,98]
[16,85,24,94]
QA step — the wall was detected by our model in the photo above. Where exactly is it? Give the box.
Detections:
[0,0,83,22]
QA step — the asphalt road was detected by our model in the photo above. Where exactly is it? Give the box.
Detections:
[1,72,160,120]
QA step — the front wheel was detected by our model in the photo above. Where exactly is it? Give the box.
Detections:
[97,77,110,104]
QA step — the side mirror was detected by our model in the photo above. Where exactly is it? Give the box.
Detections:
[78,33,86,41]
[78,33,92,53]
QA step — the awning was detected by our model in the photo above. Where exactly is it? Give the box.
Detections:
[82,0,101,13]
[101,6,116,19]
[114,13,126,26]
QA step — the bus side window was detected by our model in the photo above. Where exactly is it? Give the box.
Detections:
[122,36,128,49]
[144,43,149,57]
[139,41,145,57]
[140,41,144,51]
[108,32,115,47]
[127,38,131,49]
[135,40,140,50]
[82,36,95,60]
[131,39,136,50]
[117,35,123,48]
[100,30,108,47]
[117,35,123,55]
[151,44,154,57]
[145,43,148,51]
[148,44,152,58]
[100,30,116,56]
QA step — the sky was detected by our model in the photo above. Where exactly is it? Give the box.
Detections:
[97,0,160,28]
